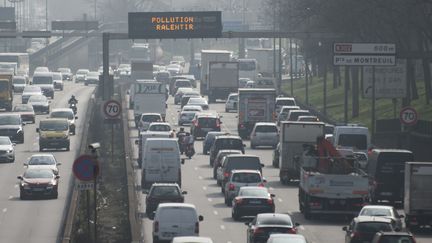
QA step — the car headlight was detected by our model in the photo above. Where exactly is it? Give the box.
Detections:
[7,149,13,153]
[40,133,47,138]
[22,182,30,189]
[16,128,22,134]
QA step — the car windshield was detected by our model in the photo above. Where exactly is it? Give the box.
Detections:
[0,137,11,145]
[239,188,268,197]
[356,222,392,233]
[23,170,53,179]
[77,70,88,74]
[52,73,62,80]
[149,125,171,131]
[338,134,367,150]
[28,95,46,102]
[24,86,40,93]
[14,105,33,112]
[13,78,25,84]
[181,112,196,119]
[0,115,20,125]
[40,121,68,131]
[378,236,415,243]
[360,208,392,217]
[51,111,73,120]
[28,156,56,165]
[57,68,70,73]
[232,173,261,183]
[142,115,161,122]
[258,216,292,226]
[255,125,278,133]
[32,76,52,84]
[288,111,310,121]
[151,186,180,197]
[218,139,243,149]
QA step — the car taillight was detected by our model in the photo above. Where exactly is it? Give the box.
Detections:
[216,120,221,128]
[287,228,297,234]
[195,222,199,234]
[154,221,159,233]
[253,227,264,235]
[258,183,265,187]
[240,124,245,128]
[267,199,274,205]
[351,231,362,239]
[229,183,235,191]
[224,172,230,178]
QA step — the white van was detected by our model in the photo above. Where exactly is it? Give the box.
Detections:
[141,138,182,189]
[153,203,204,242]
[136,131,171,168]
[332,125,370,155]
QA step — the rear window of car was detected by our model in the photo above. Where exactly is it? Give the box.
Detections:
[258,217,292,226]
[175,81,191,87]
[377,152,413,175]
[158,208,196,222]
[288,111,310,121]
[151,186,180,197]
[232,172,261,183]
[378,236,415,243]
[276,99,295,107]
[255,125,277,133]
[142,115,161,122]
[198,117,217,127]
[226,157,261,171]
[356,222,392,233]
[216,138,243,149]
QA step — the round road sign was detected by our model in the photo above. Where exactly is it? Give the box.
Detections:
[103,100,121,119]
[73,155,99,181]
[400,107,418,126]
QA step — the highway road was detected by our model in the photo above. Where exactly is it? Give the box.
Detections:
[0,82,95,243]
[127,85,432,243]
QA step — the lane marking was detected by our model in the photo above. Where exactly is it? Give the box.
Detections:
[2,208,6,213]
[198,176,203,180]
[202,186,207,191]
[207,198,213,202]
[194,167,198,171]
[213,210,218,215]
[220,225,225,230]
[277,198,283,202]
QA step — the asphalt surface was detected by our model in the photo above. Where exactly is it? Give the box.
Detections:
[127,85,432,243]
[0,82,95,243]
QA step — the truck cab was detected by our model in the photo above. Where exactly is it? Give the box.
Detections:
[332,125,370,155]
[0,74,13,111]
[37,119,70,151]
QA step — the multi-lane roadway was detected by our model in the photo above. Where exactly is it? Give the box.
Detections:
[0,82,94,243]
[127,88,432,243]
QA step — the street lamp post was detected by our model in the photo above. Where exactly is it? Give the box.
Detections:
[45,0,48,30]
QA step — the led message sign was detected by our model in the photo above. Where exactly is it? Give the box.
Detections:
[128,11,222,39]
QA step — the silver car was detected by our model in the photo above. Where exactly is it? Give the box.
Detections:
[225,93,238,112]
[250,122,279,149]
[358,205,404,230]
[178,111,196,126]
[24,153,61,175]
[224,169,265,206]
[0,136,15,162]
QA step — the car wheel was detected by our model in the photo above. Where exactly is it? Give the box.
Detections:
[217,179,221,186]
[39,146,43,152]
[19,192,26,200]
[66,145,70,151]
[53,190,58,199]
[232,210,240,221]
[10,156,15,163]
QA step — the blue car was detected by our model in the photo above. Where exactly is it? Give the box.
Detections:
[202,132,228,155]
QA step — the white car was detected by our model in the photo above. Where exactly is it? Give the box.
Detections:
[178,110,197,126]
[51,72,64,90]
[187,97,209,110]
[224,169,265,206]
[50,108,78,135]
[152,203,204,242]
[225,93,238,112]
[250,122,279,148]
[75,69,89,83]
[24,154,61,175]
[147,122,172,133]
[138,113,163,132]
[172,236,213,243]
[358,205,404,230]
[21,86,43,104]
[0,136,15,162]
[182,105,203,112]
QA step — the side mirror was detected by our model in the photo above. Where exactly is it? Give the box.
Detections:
[295,222,300,227]
[181,158,185,164]
[270,194,275,197]
[36,128,39,132]
[261,163,265,168]
[17,176,23,180]
[57,162,62,166]
[342,226,347,231]
[55,175,60,179]
[75,116,78,120]
[182,191,187,195]
[198,215,204,221]
[23,163,28,166]
[12,143,16,146]
[263,179,267,183]
[135,140,139,145]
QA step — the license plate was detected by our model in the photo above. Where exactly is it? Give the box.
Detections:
[249,200,261,204]
[162,232,176,237]
[381,192,392,196]
[32,188,44,192]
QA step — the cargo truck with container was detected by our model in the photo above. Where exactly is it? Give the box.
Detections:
[132,80,167,124]
[404,162,432,230]
[247,48,280,77]
[278,121,325,183]
[237,88,276,139]
[200,50,231,95]
[207,61,239,103]
[298,136,370,219]
[0,74,13,111]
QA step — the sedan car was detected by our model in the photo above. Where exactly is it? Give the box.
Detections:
[52,72,64,90]
[225,93,238,112]
[75,68,89,83]
[49,108,78,135]
[0,113,24,143]
[18,168,60,199]
[57,67,73,81]
[178,110,197,126]
[250,122,279,149]
[342,216,394,243]
[24,154,61,175]
[0,136,15,162]
[358,205,404,230]
[85,71,100,85]
[246,213,299,243]
[145,183,186,219]
[27,95,50,114]
[266,234,308,243]
[187,97,209,110]
[13,104,35,124]
[232,187,275,221]
[21,86,43,104]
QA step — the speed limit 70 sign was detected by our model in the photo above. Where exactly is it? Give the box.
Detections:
[400,107,418,126]
[103,100,121,119]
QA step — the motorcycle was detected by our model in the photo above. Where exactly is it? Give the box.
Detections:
[177,133,187,154]
[69,102,77,115]
[185,143,195,159]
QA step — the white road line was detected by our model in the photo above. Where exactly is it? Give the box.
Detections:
[202,186,207,191]
[220,225,225,230]
[213,210,218,215]
[269,187,274,191]
[2,208,6,213]
[194,167,198,171]
[198,176,203,180]
[277,198,283,202]
[207,198,213,202]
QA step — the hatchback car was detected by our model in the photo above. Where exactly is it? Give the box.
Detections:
[190,113,222,139]
[18,168,60,199]
[232,186,275,220]
[246,213,299,243]
[145,183,186,219]
[187,97,209,110]
[275,97,297,114]
[371,231,416,243]
[13,104,35,124]
[178,110,197,126]
[213,150,242,179]
[250,122,279,149]
[342,216,394,243]
[28,95,50,114]
[21,86,43,104]
[75,68,89,83]
[218,155,264,191]
[266,234,308,243]
[0,113,25,143]
[203,131,229,156]
[0,136,15,162]
[358,205,404,230]
[173,79,192,95]
[147,122,172,133]
[138,113,163,131]
[225,93,238,112]
[50,108,78,135]
[181,94,201,109]
[224,170,266,206]
[209,135,245,166]
[24,153,61,175]
[12,76,27,92]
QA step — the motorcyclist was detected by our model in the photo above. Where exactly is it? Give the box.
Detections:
[184,132,195,158]
[176,128,187,154]
[68,95,78,104]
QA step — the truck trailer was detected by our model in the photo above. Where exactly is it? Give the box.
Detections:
[207,61,239,103]
[200,50,231,95]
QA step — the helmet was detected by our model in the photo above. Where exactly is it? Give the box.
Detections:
[180,127,184,132]
[71,95,75,98]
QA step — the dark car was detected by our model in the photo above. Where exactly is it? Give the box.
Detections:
[272,143,280,168]
[343,216,394,243]
[203,131,229,155]
[18,168,60,199]
[13,104,35,124]
[28,95,50,114]
[209,135,245,166]
[190,113,222,139]
[213,149,242,179]
[145,183,186,219]
[232,187,275,221]
[372,231,416,243]
[0,113,24,143]
[219,155,264,191]
[246,213,299,243]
